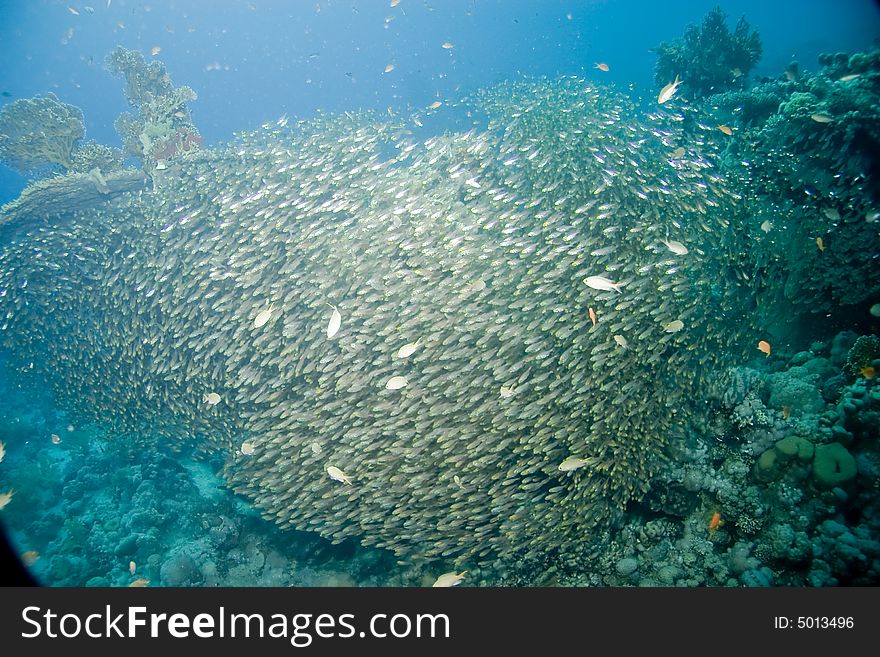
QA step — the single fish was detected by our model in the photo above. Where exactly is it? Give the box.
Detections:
[558,456,591,472]
[816,236,825,252]
[441,42,454,49]
[717,124,733,136]
[613,335,629,349]
[588,307,597,327]
[758,340,771,356]
[594,62,609,72]
[21,551,40,566]
[657,74,682,104]
[664,319,685,333]
[432,571,467,587]
[584,275,623,293]
[240,441,256,455]
[384,63,395,73]
[203,392,221,405]
[661,239,688,255]
[810,113,833,124]
[397,338,421,359]
[385,375,408,390]
[326,304,341,338]
[254,305,274,328]
[326,465,352,485]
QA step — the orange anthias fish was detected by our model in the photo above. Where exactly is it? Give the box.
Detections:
[758,340,771,356]
[588,306,597,327]
[708,511,723,534]
[861,366,876,379]
[594,62,609,72]
[816,237,825,252]
[717,124,734,136]
[782,405,791,419]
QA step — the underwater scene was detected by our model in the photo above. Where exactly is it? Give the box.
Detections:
[0,0,879,587]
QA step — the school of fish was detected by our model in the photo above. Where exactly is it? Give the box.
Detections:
[0,76,756,566]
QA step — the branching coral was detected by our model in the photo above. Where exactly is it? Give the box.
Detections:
[69,141,124,175]
[105,47,201,169]
[0,93,85,173]
[653,6,762,99]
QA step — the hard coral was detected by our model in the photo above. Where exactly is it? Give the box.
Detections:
[0,93,85,173]
[105,47,201,169]
[843,335,880,380]
[653,6,762,99]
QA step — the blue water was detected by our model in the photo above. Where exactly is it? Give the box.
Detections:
[1,0,878,203]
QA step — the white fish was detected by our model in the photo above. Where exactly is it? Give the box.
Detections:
[499,385,516,399]
[203,392,221,405]
[664,319,685,333]
[432,570,467,587]
[760,220,773,233]
[326,304,341,338]
[0,440,5,464]
[661,239,688,255]
[613,335,628,349]
[326,465,352,485]
[397,338,421,359]
[385,375,408,390]
[585,275,623,293]
[240,441,256,455]
[558,456,591,472]
[657,74,682,104]
[310,442,322,455]
[254,305,274,328]
[129,561,136,576]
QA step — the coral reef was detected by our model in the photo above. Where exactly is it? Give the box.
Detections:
[706,47,880,324]
[105,46,201,170]
[0,93,85,173]
[652,6,762,99]
[68,140,124,176]
[842,334,880,380]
